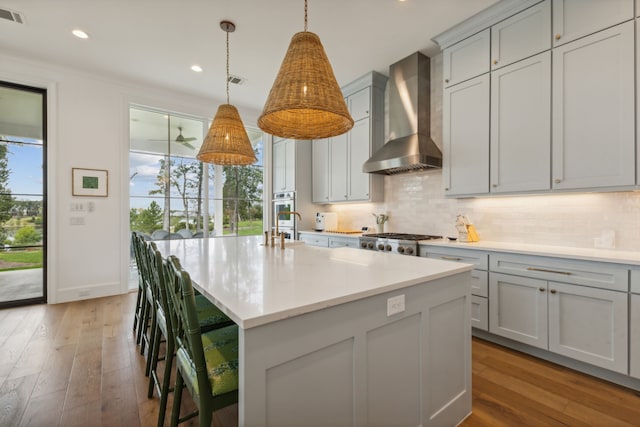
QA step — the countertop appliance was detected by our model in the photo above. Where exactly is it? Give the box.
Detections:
[359,233,442,256]
[314,212,338,232]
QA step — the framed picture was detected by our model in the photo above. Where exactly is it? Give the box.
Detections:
[72,168,108,197]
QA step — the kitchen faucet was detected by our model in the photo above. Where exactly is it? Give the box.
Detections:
[276,211,302,240]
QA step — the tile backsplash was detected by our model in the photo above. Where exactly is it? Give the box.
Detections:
[323,52,640,252]
[328,172,640,251]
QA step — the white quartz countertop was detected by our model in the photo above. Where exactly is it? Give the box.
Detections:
[155,235,473,329]
[420,239,640,266]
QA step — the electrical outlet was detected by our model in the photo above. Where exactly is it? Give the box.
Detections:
[70,217,85,226]
[387,294,405,316]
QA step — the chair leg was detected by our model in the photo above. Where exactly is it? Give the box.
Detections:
[147,321,162,398]
[199,410,212,427]
[137,290,148,347]
[170,370,184,427]
[156,338,175,427]
[133,286,142,333]
[145,308,158,376]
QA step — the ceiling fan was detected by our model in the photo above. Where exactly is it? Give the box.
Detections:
[149,126,197,149]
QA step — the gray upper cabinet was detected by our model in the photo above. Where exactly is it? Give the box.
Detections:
[328,132,349,202]
[312,138,330,203]
[347,118,371,200]
[552,21,635,190]
[273,138,293,192]
[348,88,370,122]
[438,0,638,196]
[491,0,551,70]
[311,72,386,204]
[443,29,490,88]
[443,74,490,196]
[552,0,634,47]
[490,51,551,193]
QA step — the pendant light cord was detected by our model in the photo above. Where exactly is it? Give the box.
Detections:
[226,29,230,105]
[304,0,308,32]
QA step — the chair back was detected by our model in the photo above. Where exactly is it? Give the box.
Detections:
[165,256,213,399]
[148,242,174,335]
[132,232,149,285]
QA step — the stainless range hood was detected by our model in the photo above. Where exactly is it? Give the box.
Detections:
[363,52,442,175]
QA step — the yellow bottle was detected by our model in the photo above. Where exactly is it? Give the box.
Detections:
[466,224,479,242]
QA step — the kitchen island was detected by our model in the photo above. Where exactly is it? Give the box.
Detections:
[156,235,473,426]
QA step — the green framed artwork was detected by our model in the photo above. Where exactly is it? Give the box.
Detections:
[72,168,108,197]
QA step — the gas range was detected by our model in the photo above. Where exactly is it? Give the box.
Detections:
[358,233,442,256]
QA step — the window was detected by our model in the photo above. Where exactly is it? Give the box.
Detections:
[129,106,264,240]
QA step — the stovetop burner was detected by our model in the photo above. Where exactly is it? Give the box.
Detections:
[362,233,442,241]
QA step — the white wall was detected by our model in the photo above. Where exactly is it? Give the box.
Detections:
[0,52,261,303]
[325,53,640,252]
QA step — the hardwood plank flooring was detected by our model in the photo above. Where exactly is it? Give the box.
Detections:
[0,292,638,426]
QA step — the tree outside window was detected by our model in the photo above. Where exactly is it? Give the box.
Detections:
[129,106,264,240]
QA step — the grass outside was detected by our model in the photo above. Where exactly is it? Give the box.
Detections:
[0,248,43,272]
[224,219,263,236]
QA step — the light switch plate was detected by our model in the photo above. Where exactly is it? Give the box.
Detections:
[387,294,405,316]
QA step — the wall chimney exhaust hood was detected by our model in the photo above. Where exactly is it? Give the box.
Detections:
[363,52,442,175]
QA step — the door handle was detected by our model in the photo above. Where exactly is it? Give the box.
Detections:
[526,267,571,275]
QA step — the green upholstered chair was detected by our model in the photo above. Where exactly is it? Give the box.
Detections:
[132,231,154,357]
[131,232,145,336]
[165,255,239,427]
[147,248,236,427]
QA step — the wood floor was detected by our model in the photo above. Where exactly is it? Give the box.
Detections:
[0,292,639,427]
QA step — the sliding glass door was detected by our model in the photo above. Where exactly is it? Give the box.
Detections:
[0,81,47,307]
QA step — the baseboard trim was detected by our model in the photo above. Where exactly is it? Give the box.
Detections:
[55,281,122,303]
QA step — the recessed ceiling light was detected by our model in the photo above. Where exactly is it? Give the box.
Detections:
[191,65,203,73]
[72,29,89,39]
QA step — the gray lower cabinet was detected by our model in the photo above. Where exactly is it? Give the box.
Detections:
[328,236,359,249]
[489,254,629,374]
[547,281,627,374]
[631,271,640,379]
[421,246,489,330]
[298,233,359,249]
[631,294,640,379]
[421,244,637,380]
[298,233,329,248]
[489,272,548,348]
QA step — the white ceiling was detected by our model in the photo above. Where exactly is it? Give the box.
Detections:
[0,0,499,115]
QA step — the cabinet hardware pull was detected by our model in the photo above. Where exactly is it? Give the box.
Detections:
[526,267,572,275]
[441,256,462,261]
[554,178,561,184]
[445,187,449,191]
[550,289,557,294]
[445,79,450,83]
[555,34,561,40]
[539,287,546,292]
[493,59,498,65]
[492,184,497,188]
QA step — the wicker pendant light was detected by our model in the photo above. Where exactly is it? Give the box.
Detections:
[258,0,353,139]
[197,21,257,166]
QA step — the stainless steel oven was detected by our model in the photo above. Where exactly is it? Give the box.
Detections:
[273,191,296,234]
